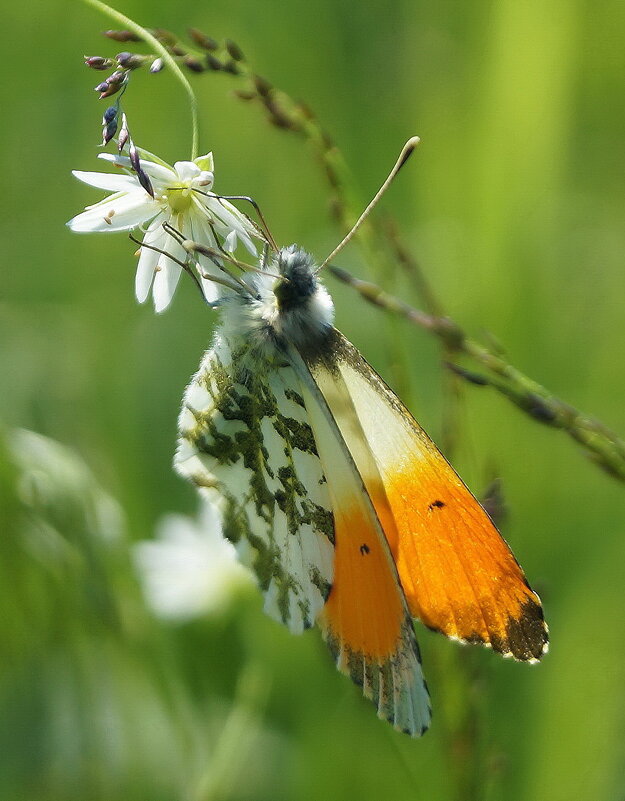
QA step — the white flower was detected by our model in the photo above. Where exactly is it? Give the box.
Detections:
[67,149,260,312]
[133,500,254,621]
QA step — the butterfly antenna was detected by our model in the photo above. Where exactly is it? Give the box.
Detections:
[317,136,420,272]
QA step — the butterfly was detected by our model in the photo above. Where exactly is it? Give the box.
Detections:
[173,138,548,736]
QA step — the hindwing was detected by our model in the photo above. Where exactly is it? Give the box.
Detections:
[289,345,431,736]
[175,331,334,633]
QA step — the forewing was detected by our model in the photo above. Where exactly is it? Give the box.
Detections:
[312,330,548,662]
[290,346,431,736]
[175,331,334,634]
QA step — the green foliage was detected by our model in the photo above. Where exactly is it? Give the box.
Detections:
[2,1,625,799]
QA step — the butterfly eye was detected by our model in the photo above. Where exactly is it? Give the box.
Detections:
[273,276,294,310]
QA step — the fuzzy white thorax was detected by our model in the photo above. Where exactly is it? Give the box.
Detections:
[219,245,335,352]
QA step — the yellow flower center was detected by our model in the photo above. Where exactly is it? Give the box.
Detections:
[165,185,193,214]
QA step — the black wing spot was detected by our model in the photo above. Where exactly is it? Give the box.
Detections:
[359,543,370,555]
[428,499,445,511]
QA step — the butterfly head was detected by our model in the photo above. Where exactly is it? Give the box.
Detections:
[273,246,318,312]
[233,244,334,349]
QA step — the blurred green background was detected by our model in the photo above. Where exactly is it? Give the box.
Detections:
[2,0,625,799]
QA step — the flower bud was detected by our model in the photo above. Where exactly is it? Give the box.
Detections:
[97,83,121,99]
[102,119,118,146]
[117,113,129,152]
[102,105,117,125]
[95,70,126,99]
[129,140,154,198]
[101,106,118,143]
[188,28,218,51]
[128,139,140,172]
[116,51,144,69]
[109,70,125,88]
[84,56,114,70]
[103,30,141,42]
[150,28,177,47]
[183,55,205,73]
[149,58,164,73]
[253,74,272,97]
[222,60,240,75]
[205,54,223,71]
[225,39,244,61]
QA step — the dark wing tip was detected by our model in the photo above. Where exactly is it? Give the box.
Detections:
[490,597,549,662]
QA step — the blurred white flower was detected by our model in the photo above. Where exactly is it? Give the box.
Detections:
[133,501,253,621]
[67,148,259,312]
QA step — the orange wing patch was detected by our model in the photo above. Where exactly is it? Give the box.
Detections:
[383,457,547,661]
[316,495,431,736]
[319,500,404,662]
[326,331,548,662]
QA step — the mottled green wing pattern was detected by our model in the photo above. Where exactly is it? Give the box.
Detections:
[175,331,335,633]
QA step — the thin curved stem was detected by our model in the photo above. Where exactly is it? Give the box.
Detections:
[80,0,199,159]
[328,263,625,482]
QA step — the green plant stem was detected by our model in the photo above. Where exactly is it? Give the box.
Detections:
[327,264,625,482]
[80,0,199,159]
[193,663,269,801]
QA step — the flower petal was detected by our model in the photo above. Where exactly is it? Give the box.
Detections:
[132,500,252,622]
[72,170,138,193]
[224,230,237,253]
[97,153,133,170]
[82,190,128,212]
[189,214,220,303]
[98,153,176,185]
[204,197,258,256]
[135,213,167,303]
[152,226,185,312]
[67,192,156,233]
[153,260,182,313]
[238,230,258,257]
[174,161,201,181]
[132,145,173,169]
[195,170,214,188]
[193,152,214,172]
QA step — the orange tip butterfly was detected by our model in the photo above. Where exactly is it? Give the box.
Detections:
[173,137,548,736]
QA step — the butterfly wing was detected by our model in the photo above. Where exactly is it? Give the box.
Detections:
[305,329,548,662]
[289,345,431,736]
[175,330,334,634]
[177,330,430,735]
